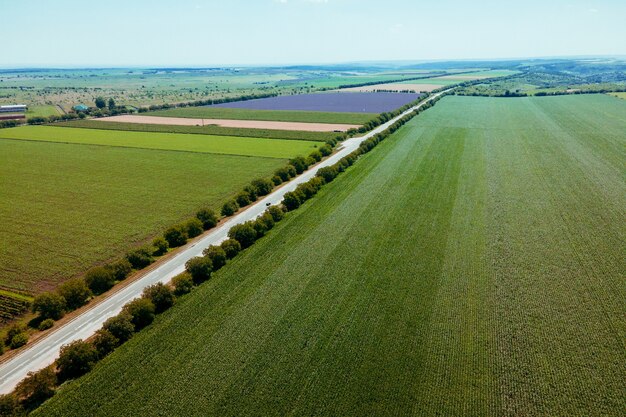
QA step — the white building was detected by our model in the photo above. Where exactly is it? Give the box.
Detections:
[0,105,27,113]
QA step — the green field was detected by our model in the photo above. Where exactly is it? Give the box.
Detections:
[55,119,340,142]
[147,106,376,124]
[35,94,625,416]
[0,139,286,294]
[25,105,62,118]
[0,126,322,159]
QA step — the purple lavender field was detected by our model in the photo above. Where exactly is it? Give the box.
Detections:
[208,92,421,113]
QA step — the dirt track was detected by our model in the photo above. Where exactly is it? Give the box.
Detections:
[97,115,360,132]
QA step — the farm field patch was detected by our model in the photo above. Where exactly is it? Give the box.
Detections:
[209,92,421,113]
[55,119,340,142]
[35,95,626,416]
[0,126,321,159]
[25,105,62,118]
[93,115,360,132]
[339,83,443,93]
[147,106,375,124]
[0,139,285,295]
[609,92,626,99]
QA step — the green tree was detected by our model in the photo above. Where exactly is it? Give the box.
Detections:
[251,178,273,196]
[164,224,188,247]
[172,273,194,296]
[107,259,133,280]
[9,333,28,349]
[102,312,135,343]
[32,292,66,320]
[0,393,24,416]
[235,191,251,207]
[196,208,218,230]
[84,266,115,295]
[107,98,116,110]
[220,239,241,259]
[126,247,154,269]
[14,368,56,411]
[185,218,204,238]
[38,319,54,331]
[282,191,302,211]
[203,245,227,270]
[221,200,239,217]
[56,340,99,382]
[142,283,174,313]
[185,256,213,285]
[228,222,257,248]
[92,329,118,358]
[94,97,106,109]
[123,298,155,330]
[289,156,308,174]
[152,236,169,256]
[57,278,91,310]
[267,205,285,222]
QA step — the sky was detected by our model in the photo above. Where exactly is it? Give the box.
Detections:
[1,0,625,67]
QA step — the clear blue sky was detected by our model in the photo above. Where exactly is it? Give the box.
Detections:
[2,0,624,67]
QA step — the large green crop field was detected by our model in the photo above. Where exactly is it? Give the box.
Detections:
[0,139,286,294]
[147,106,376,124]
[0,126,322,159]
[35,94,625,416]
[55,119,340,142]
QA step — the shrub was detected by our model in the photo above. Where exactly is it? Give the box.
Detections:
[57,278,91,310]
[274,167,291,182]
[142,283,175,313]
[185,257,213,285]
[126,247,154,269]
[14,368,56,411]
[172,272,194,296]
[5,324,26,346]
[221,199,239,217]
[267,205,285,222]
[123,298,155,330]
[164,224,188,247]
[271,175,283,186]
[108,258,132,281]
[290,156,308,174]
[84,266,115,295]
[221,239,241,259]
[235,191,251,207]
[251,178,273,196]
[38,319,54,331]
[56,340,99,382]
[102,312,135,343]
[316,166,338,183]
[258,212,275,231]
[243,185,258,201]
[32,292,66,320]
[185,218,204,238]
[152,236,169,256]
[282,191,302,211]
[196,208,218,230]
[93,329,118,358]
[203,246,227,271]
[228,222,257,248]
[9,333,28,350]
[309,150,323,162]
[319,144,333,156]
[0,393,23,416]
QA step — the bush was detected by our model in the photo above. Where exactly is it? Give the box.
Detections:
[57,278,92,310]
[228,222,257,248]
[56,340,99,382]
[185,218,204,238]
[257,212,275,231]
[126,247,154,269]
[164,224,188,247]
[203,246,227,270]
[271,175,283,186]
[107,258,133,280]
[102,312,135,343]
[316,166,338,183]
[274,167,291,182]
[9,333,28,350]
[185,256,213,285]
[172,272,194,296]
[142,283,175,313]
[221,239,241,259]
[123,298,155,330]
[267,205,285,222]
[319,144,333,156]
[93,328,119,358]
[84,266,115,295]
[309,150,323,162]
[235,191,251,207]
[221,199,239,217]
[243,185,258,201]
[14,368,56,411]
[32,292,66,320]
[152,236,169,256]
[251,178,273,196]
[38,318,54,331]
[0,393,24,416]
[196,208,218,230]
[289,156,308,174]
[5,324,25,346]
[282,191,302,211]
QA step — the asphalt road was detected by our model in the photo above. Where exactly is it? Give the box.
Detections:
[0,90,449,393]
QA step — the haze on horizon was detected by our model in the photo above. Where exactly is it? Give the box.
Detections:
[2,0,625,68]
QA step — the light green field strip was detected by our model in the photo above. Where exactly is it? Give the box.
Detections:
[0,126,322,159]
[36,95,626,416]
[0,140,285,294]
[25,105,62,118]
